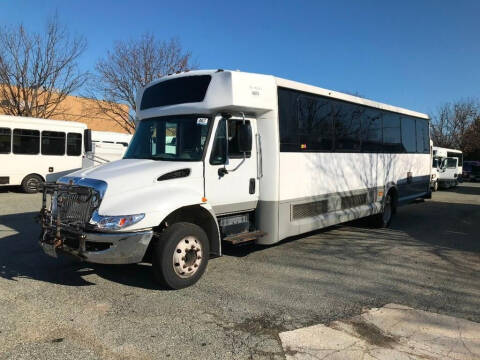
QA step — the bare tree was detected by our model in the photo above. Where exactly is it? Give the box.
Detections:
[430,100,478,149]
[90,34,194,133]
[0,16,87,118]
[463,116,480,159]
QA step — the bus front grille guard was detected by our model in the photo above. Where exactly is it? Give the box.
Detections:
[37,183,101,250]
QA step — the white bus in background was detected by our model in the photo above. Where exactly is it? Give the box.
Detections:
[0,115,132,193]
[39,70,431,289]
[432,146,462,188]
[91,130,132,148]
[0,115,89,193]
[82,131,133,168]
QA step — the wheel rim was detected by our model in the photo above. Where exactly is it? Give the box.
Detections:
[26,178,40,192]
[383,195,392,224]
[172,236,203,279]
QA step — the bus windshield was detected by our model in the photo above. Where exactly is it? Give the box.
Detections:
[124,115,210,161]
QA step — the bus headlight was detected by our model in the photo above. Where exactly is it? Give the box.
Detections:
[89,211,145,231]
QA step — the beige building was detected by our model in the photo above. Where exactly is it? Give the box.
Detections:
[0,90,131,134]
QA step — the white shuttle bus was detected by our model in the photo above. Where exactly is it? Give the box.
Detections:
[38,70,431,289]
[0,115,89,193]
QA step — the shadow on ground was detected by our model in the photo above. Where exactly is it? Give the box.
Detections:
[0,186,23,193]
[442,184,480,196]
[1,199,479,321]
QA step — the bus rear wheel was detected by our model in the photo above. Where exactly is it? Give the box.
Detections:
[152,222,209,289]
[371,192,394,228]
[21,174,43,193]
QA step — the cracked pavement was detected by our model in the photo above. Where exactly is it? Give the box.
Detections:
[279,303,480,359]
[0,183,479,359]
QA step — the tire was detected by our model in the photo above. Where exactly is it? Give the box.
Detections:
[370,192,394,228]
[21,174,43,193]
[433,181,438,192]
[152,222,209,289]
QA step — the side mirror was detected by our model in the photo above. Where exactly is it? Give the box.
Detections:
[237,123,252,153]
[84,129,92,152]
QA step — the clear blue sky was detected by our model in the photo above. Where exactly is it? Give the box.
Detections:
[1,0,479,115]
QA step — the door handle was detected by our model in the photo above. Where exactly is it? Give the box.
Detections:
[249,178,255,194]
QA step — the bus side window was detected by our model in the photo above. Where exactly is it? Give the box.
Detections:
[13,129,40,155]
[210,119,227,165]
[41,131,66,156]
[361,109,383,152]
[67,133,82,156]
[0,128,11,154]
[382,113,402,153]
[400,117,416,153]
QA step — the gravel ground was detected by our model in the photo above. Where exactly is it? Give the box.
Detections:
[0,183,479,359]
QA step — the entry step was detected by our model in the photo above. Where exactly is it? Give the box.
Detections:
[223,230,266,245]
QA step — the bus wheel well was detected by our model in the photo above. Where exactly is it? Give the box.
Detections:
[22,173,45,182]
[144,205,220,262]
[387,187,398,214]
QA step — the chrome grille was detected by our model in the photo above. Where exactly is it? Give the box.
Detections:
[57,190,99,225]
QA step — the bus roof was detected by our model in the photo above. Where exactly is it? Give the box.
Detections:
[0,114,87,130]
[140,70,429,120]
[432,146,462,154]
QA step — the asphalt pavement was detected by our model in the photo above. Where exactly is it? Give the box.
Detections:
[0,183,479,359]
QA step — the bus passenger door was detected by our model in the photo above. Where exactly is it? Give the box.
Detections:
[204,115,259,215]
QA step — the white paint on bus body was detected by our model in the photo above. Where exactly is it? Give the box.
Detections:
[64,70,431,247]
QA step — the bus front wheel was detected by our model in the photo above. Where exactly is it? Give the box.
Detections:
[152,222,209,290]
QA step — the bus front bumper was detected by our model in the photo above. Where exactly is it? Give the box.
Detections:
[40,229,153,264]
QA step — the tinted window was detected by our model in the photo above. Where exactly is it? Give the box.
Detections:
[140,75,211,110]
[278,87,298,151]
[227,120,252,158]
[41,131,65,155]
[210,119,227,165]
[361,109,383,152]
[415,119,429,154]
[0,127,11,154]
[278,86,427,154]
[13,129,40,154]
[67,133,82,156]
[297,95,333,151]
[447,151,463,166]
[401,117,416,153]
[383,113,402,152]
[333,102,361,151]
